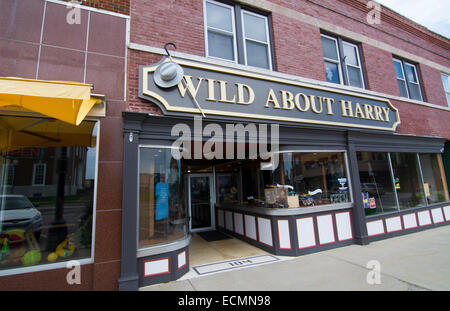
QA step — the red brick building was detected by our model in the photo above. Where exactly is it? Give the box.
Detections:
[0,0,449,290]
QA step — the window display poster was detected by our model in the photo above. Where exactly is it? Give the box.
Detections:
[155,182,169,220]
[362,192,370,209]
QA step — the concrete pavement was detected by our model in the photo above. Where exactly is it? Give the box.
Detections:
[141,225,450,291]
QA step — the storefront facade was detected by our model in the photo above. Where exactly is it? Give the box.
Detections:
[120,0,450,290]
[0,0,449,291]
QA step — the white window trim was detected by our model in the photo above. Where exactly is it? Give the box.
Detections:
[321,34,344,85]
[241,9,273,70]
[442,73,450,108]
[404,61,423,101]
[342,41,365,89]
[203,0,238,64]
[393,58,410,98]
[32,163,46,186]
[0,120,100,276]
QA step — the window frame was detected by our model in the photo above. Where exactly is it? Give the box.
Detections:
[359,151,449,218]
[321,34,344,85]
[0,120,100,276]
[342,40,365,89]
[137,144,189,251]
[393,58,409,98]
[320,33,366,89]
[276,149,354,207]
[32,162,47,186]
[240,9,273,70]
[441,72,450,107]
[203,0,238,63]
[392,57,425,101]
[203,0,274,70]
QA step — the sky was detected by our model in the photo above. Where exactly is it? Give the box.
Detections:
[375,0,450,39]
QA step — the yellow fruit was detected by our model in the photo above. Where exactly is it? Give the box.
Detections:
[47,252,58,262]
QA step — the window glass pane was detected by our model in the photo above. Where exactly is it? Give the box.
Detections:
[357,152,397,216]
[343,43,358,66]
[442,74,450,92]
[390,152,426,210]
[207,30,234,61]
[397,79,409,98]
[245,40,270,69]
[324,61,340,84]
[216,173,240,204]
[277,152,350,207]
[206,1,233,32]
[419,154,448,204]
[347,66,363,88]
[407,82,422,101]
[393,60,404,79]
[0,116,97,271]
[243,12,267,42]
[139,148,186,248]
[321,36,338,60]
[404,63,418,83]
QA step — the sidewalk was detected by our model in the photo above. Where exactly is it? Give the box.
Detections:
[141,225,450,291]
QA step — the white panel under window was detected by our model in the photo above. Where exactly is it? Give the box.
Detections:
[257,217,273,246]
[366,220,384,236]
[431,208,444,224]
[296,217,316,249]
[277,219,291,249]
[335,212,353,241]
[317,214,335,244]
[385,216,402,233]
[144,258,169,277]
[403,213,418,229]
[244,215,257,240]
[234,212,244,235]
[417,210,432,226]
[178,251,186,269]
[443,205,450,221]
[225,210,233,231]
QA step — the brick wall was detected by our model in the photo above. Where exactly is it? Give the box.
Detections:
[0,0,127,290]
[127,0,450,139]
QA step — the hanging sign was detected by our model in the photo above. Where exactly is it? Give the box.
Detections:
[139,58,400,131]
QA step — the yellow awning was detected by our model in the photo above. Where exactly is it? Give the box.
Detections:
[0,115,97,153]
[0,77,100,126]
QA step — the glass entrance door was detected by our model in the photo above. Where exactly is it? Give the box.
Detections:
[188,174,214,232]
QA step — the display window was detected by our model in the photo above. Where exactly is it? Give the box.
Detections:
[357,151,449,216]
[138,147,187,249]
[390,152,427,210]
[419,153,449,205]
[0,116,98,271]
[357,152,398,216]
[239,151,351,208]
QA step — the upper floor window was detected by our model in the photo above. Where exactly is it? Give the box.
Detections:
[204,0,273,70]
[320,33,365,89]
[393,58,423,101]
[441,73,450,107]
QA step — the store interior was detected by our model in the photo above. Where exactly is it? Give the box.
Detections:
[138,142,352,268]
